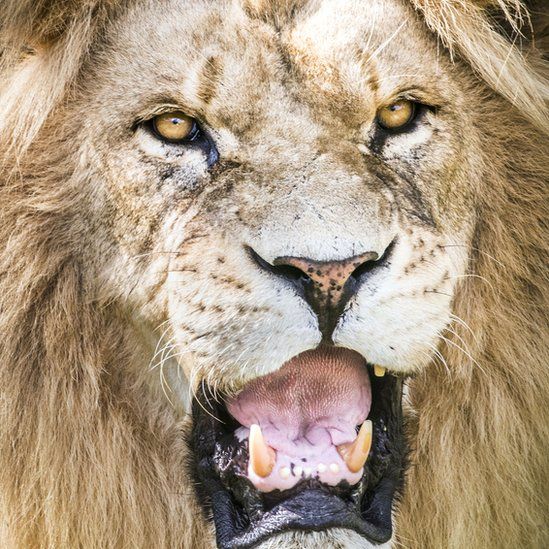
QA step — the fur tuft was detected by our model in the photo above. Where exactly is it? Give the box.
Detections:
[411,0,548,131]
[0,0,120,47]
[241,0,307,26]
[0,0,122,164]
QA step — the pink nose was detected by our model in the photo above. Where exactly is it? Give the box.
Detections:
[272,252,378,310]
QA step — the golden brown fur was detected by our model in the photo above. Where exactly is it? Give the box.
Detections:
[399,104,549,547]
[0,0,547,548]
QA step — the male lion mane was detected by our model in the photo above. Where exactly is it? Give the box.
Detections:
[0,0,547,548]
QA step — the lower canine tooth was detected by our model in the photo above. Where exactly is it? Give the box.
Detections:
[337,420,373,473]
[374,365,386,377]
[249,424,276,478]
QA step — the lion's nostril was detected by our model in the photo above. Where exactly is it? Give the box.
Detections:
[349,258,379,280]
[248,247,310,283]
[272,263,311,283]
[349,239,395,282]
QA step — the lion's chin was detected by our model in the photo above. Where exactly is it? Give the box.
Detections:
[191,346,406,549]
[254,528,392,548]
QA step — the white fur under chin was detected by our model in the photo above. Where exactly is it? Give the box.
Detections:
[257,529,391,548]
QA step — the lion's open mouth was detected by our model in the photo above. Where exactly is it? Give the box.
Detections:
[191,347,406,549]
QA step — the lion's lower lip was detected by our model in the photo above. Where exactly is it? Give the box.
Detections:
[204,486,392,549]
[191,350,406,549]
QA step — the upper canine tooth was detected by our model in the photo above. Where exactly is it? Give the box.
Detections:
[337,420,373,473]
[249,424,276,478]
[374,365,386,377]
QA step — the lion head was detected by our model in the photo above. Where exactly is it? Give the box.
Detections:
[0,0,547,547]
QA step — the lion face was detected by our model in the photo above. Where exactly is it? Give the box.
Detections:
[74,0,481,545]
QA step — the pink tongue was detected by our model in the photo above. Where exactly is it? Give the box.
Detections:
[227,347,371,491]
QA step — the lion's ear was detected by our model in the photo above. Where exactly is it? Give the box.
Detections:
[0,0,119,50]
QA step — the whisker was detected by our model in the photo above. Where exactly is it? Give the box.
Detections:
[157,340,177,407]
[201,379,224,423]
[424,289,452,297]
[439,334,487,376]
[149,327,175,370]
[449,313,481,346]
[439,244,506,268]
[426,342,450,374]
[444,327,487,378]
[364,19,408,65]
[449,273,496,293]
[363,9,378,54]
[184,363,224,424]
[154,318,172,332]
[159,364,176,407]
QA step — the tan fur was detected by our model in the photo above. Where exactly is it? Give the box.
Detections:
[0,1,547,548]
[398,99,549,547]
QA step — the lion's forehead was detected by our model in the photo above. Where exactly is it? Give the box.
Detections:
[101,0,453,138]
[88,0,468,242]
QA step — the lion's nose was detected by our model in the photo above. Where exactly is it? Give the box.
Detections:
[272,252,379,309]
[250,244,393,338]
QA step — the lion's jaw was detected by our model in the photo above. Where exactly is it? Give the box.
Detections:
[77,0,477,545]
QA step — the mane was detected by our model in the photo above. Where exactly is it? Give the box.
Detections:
[398,97,549,547]
[0,1,547,547]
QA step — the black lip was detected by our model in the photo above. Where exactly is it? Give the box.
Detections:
[190,363,407,549]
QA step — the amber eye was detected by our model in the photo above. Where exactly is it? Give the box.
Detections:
[152,111,197,142]
[377,100,416,131]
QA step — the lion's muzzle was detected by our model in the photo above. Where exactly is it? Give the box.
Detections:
[249,244,393,337]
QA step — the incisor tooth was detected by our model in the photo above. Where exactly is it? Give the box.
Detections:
[249,424,276,478]
[317,463,327,473]
[337,420,373,473]
[279,466,291,479]
[329,463,340,474]
[294,466,303,477]
[374,365,386,377]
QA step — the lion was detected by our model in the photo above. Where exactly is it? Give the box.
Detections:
[0,0,547,547]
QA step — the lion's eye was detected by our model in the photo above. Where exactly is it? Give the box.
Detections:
[152,111,198,143]
[377,100,416,131]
